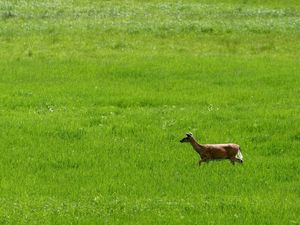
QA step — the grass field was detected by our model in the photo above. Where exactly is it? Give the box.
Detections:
[0,0,300,224]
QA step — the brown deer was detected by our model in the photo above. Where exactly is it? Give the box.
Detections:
[180,132,243,165]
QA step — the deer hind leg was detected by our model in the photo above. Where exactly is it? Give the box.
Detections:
[230,156,243,165]
[229,157,236,165]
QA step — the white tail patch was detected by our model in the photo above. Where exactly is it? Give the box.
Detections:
[236,150,243,162]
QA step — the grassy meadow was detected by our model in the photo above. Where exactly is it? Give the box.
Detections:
[0,0,300,224]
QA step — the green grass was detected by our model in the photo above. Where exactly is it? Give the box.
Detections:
[0,0,300,224]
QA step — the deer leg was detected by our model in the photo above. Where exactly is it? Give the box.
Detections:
[199,158,208,166]
[198,159,204,166]
[230,157,236,165]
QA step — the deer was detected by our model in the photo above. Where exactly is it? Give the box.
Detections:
[180,132,243,165]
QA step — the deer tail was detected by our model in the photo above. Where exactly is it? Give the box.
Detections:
[236,148,244,163]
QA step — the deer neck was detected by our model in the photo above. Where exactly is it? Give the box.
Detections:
[189,138,204,155]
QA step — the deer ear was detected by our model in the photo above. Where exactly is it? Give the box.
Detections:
[186,132,193,137]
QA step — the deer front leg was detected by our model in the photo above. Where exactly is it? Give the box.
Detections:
[198,159,202,166]
[199,158,208,166]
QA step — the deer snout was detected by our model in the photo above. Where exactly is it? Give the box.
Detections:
[180,138,186,143]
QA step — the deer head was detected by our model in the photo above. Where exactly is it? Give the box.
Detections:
[180,132,193,143]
